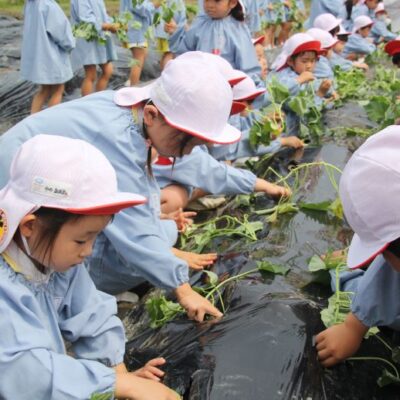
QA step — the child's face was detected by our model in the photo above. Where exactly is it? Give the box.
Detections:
[203,0,238,19]
[325,48,333,59]
[358,25,372,38]
[255,44,268,79]
[333,41,345,54]
[365,0,379,10]
[29,215,111,272]
[288,51,317,74]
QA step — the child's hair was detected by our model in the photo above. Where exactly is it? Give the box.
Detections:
[291,50,317,61]
[329,26,340,37]
[345,0,353,20]
[387,237,400,257]
[230,3,245,21]
[337,34,349,43]
[393,53,400,66]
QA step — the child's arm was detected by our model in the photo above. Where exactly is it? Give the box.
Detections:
[315,312,368,367]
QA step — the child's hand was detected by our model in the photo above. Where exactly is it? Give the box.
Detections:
[268,3,274,10]
[352,61,369,70]
[152,0,162,7]
[169,208,196,232]
[172,248,217,270]
[315,313,368,367]
[297,71,315,84]
[133,358,166,381]
[255,178,291,198]
[102,22,119,33]
[115,373,180,400]
[164,19,178,34]
[280,136,304,149]
[317,79,332,97]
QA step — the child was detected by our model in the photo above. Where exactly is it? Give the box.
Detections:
[153,0,187,70]
[120,0,154,85]
[20,0,75,114]
[385,38,400,67]
[0,55,240,323]
[177,0,261,83]
[342,15,376,60]
[269,33,332,135]
[338,0,358,32]
[0,134,179,399]
[242,0,262,36]
[331,25,369,70]
[370,3,397,44]
[70,0,119,96]
[316,125,400,367]
[313,13,342,37]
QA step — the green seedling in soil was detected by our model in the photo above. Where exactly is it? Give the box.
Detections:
[90,392,113,400]
[299,197,343,220]
[146,261,290,327]
[180,215,263,253]
[334,67,368,103]
[254,201,299,224]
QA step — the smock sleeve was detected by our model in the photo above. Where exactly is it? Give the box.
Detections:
[44,1,75,51]
[0,268,116,400]
[351,257,400,330]
[58,266,126,367]
[371,21,397,43]
[73,0,102,31]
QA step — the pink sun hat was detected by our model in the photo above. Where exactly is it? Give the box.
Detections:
[340,125,400,269]
[0,135,147,253]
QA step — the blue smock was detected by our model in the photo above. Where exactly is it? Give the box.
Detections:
[120,0,154,44]
[370,19,397,44]
[342,33,376,57]
[177,14,261,80]
[338,3,353,31]
[333,255,400,330]
[329,51,354,71]
[242,0,262,34]
[314,55,335,80]
[154,0,187,53]
[153,145,257,194]
[306,0,342,28]
[350,3,369,22]
[20,0,75,85]
[0,91,189,294]
[70,0,117,68]
[209,113,282,161]
[0,241,124,399]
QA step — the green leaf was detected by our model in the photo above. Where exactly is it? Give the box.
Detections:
[392,346,400,364]
[90,392,113,400]
[308,255,327,272]
[203,270,219,287]
[299,201,331,212]
[256,261,290,276]
[377,369,400,387]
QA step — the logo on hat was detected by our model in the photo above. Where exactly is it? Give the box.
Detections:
[31,176,72,199]
[0,209,8,246]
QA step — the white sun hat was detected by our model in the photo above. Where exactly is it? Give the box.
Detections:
[375,2,385,14]
[307,28,338,50]
[337,24,351,36]
[313,13,342,33]
[0,135,147,253]
[340,125,400,269]
[272,33,322,71]
[232,76,266,102]
[115,55,241,144]
[352,15,374,33]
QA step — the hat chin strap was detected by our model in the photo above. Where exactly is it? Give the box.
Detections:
[20,232,32,257]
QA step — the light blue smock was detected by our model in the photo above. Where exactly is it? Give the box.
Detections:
[0,91,189,294]
[20,0,75,85]
[120,0,154,44]
[209,113,282,161]
[242,0,262,34]
[70,0,117,68]
[314,55,335,80]
[338,3,354,31]
[332,255,400,330]
[177,14,261,80]
[342,33,376,57]
[261,0,286,24]
[0,241,124,399]
[154,0,187,53]
[350,3,369,22]
[370,19,397,44]
[153,145,257,195]
[306,0,342,28]
[330,51,354,71]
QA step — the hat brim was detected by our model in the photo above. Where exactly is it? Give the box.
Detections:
[228,73,247,86]
[234,88,266,102]
[385,40,400,56]
[347,233,389,269]
[277,41,322,71]
[231,101,247,115]
[163,113,241,145]
[353,22,374,33]
[114,83,155,107]
[252,36,265,46]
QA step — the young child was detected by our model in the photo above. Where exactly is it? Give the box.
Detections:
[370,3,397,44]
[316,125,400,367]
[270,33,332,135]
[307,0,343,28]
[0,134,179,400]
[331,25,369,70]
[177,0,261,83]
[21,0,75,114]
[70,0,119,96]
[313,13,342,37]
[342,15,376,60]
[153,0,187,70]
[120,0,154,85]
[242,0,262,36]
[385,37,400,68]
[260,0,283,49]
[0,55,240,323]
